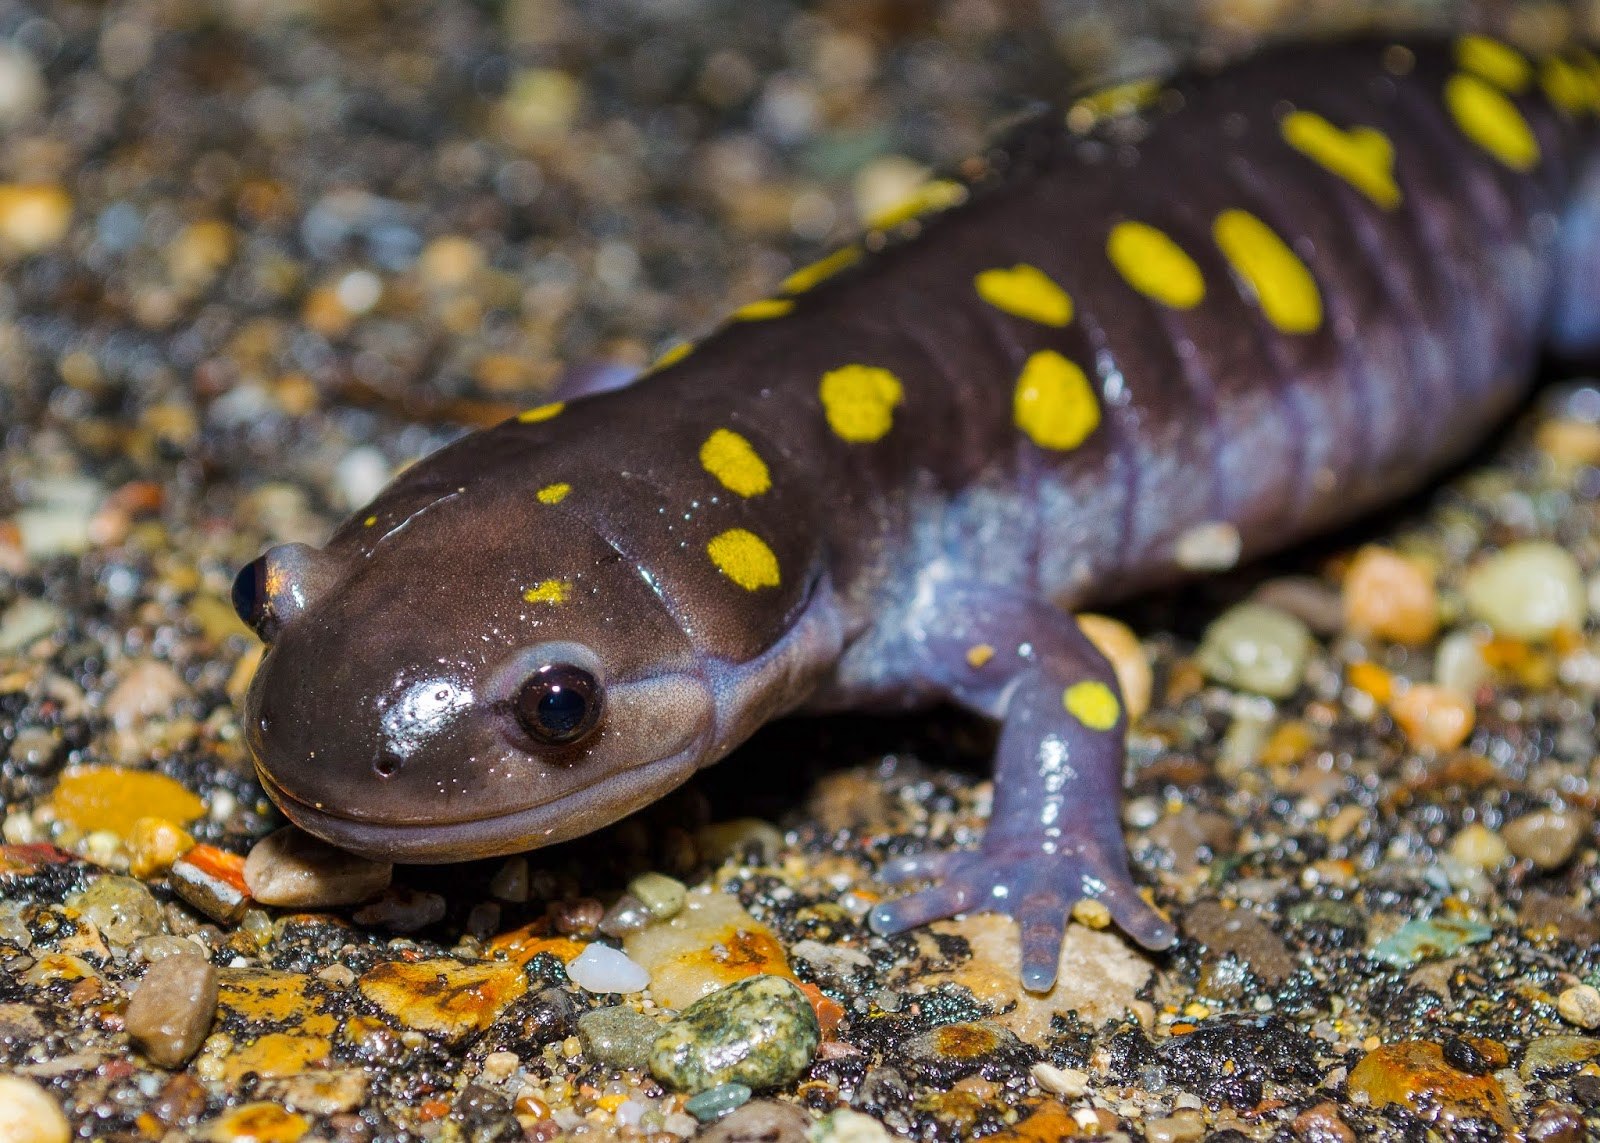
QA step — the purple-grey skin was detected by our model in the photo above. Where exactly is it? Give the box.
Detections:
[235,36,1600,992]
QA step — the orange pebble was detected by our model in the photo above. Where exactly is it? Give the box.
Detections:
[1342,545,1439,645]
[1388,683,1475,751]
[1347,661,1394,704]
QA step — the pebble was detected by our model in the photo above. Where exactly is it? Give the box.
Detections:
[697,1097,809,1141]
[1387,684,1475,751]
[168,845,252,924]
[0,45,44,127]
[1502,807,1590,869]
[201,1102,308,1143]
[1558,985,1600,1030]
[66,876,164,946]
[1521,1035,1600,1079]
[1342,546,1439,644]
[698,818,786,864]
[1347,1041,1511,1128]
[576,1005,659,1070]
[124,953,219,1067]
[1145,1112,1206,1143]
[1076,613,1152,720]
[350,886,446,931]
[0,1076,70,1143]
[1030,1061,1089,1098]
[1197,602,1313,697]
[627,872,688,919]
[1251,576,1345,636]
[102,659,192,730]
[47,767,204,838]
[622,888,791,1009]
[1370,916,1493,968]
[811,1108,893,1142]
[1447,823,1510,871]
[566,942,651,994]
[1435,630,1492,698]
[650,975,820,1093]
[128,817,195,879]
[1183,899,1296,987]
[683,1082,753,1123]
[357,958,527,1044]
[1463,541,1585,640]
[904,1021,1030,1084]
[0,599,63,653]
[242,827,392,908]
[0,184,72,254]
[1291,1100,1355,1143]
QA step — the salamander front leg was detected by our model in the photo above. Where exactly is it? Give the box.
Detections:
[866,583,1175,992]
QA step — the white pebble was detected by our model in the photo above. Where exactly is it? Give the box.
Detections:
[1031,1061,1089,1097]
[1463,541,1584,640]
[0,1075,70,1143]
[1174,521,1242,572]
[334,447,393,512]
[565,943,650,994]
[1434,629,1490,698]
[0,46,43,127]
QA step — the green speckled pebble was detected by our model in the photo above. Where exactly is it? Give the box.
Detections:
[649,974,819,1093]
[576,1004,659,1070]
[627,872,687,919]
[1197,602,1313,698]
[682,1082,752,1122]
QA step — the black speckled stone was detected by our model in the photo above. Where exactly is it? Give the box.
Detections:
[650,975,820,1093]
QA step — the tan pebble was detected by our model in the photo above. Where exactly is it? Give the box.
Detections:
[125,953,219,1068]
[1558,984,1600,1029]
[1447,824,1510,871]
[1342,545,1439,645]
[1146,1111,1206,1143]
[1388,684,1474,751]
[1434,630,1491,698]
[128,816,194,879]
[0,1076,70,1143]
[1029,1060,1088,1097]
[1536,418,1600,466]
[0,184,71,254]
[1076,613,1152,720]
[481,1050,521,1082]
[243,826,391,908]
[419,235,486,289]
[1463,541,1584,641]
[1291,1100,1354,1143]
[103,660,192,730]
[1502,807,1590,870]
[166,220,235,290]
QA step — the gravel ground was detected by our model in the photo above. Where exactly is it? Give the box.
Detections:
[4,0,1600,1140]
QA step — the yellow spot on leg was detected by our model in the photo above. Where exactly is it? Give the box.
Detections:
[818,364,904,443]
[536,482,570,505]
[1455,34,1530,92]
[965,643,995,669]
[652,341,692,371]
[1446,72,1540,171]
[517,401,565,424]
[732,298,794,321]
[1106,221,1205,309]
[1013,350,1100,451]
[523,579,571,604]
[974,264,1073,326]
[782,246,862,294]
[699,428,771,497]
[1063,680,1121,731]
[1279,111,1401,210]
[1540,56,1596,116]
[1211,209,1323,335]
[706,528,780,590]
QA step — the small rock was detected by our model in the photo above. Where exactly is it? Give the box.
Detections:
[1291,1100,1354,1143]
[0,184,72,254]
[1030,1061,1088,1098]
[128,817,195,879]
[627,872,688,919]
[1197,602,1313,697]
[103,660,192,730]
[1342,546,1439,644]
[623,888,792,1009]
[1435,630,1491,698]
[0,599,63,653]
[243,827,392,908]
[566,943,650,994]
[1388,684,1475,751]
[1523,1035,1600,1079]
[1348,1041,1511,1128]
[698,818,785,864]
[576,1005,658,1069]
[48,766,204,838]
[168,844,252,924]
[809,1108,893,1142]
[66,876,164,946]
[201,1102,308,1143]
[1183,899,1296,987]
[1440,1035,1504,1075]
[650,975,820,1093]
[125,953,219,1067]
[1370,916,1493,967]
[0,1076,69,1143]
[1145,1112,1205,1143]
[257,1069,369,1116]
[0,45,44,127]
[357,958,526,1044]
[1558,984,1600,1029]
[903,1021,1031,1084]
[683,1082,753,1123]
[1447,824,1509,871]
[350,885,446,931]
[1527,1101,1586,1143]
[1076,613,1152,720]
[1463,541,1585,640]
[697,1098,809,1142]
[1502,807,1590,870]
[1251,576,1345,636]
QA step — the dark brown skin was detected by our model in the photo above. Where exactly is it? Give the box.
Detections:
[235,35,1600,991]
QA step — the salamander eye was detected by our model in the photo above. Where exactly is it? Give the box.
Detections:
[231,556,278,642]
[514,663,603,746]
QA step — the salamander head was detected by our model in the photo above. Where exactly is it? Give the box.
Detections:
[233,484,715,863]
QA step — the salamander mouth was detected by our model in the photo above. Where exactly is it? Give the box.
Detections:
[255,751,700,863]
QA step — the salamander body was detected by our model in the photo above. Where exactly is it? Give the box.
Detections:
[235,34,1600,990]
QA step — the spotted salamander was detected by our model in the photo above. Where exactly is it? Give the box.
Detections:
[234,35,1600,991]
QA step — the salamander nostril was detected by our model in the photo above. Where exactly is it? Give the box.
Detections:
[373,752,403,779]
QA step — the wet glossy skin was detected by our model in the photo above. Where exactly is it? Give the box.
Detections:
[238,35,1600,991]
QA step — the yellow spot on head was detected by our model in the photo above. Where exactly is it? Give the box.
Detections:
[517,401,565,424]
[1446,72,1540,171]
[974,264,1074,326]
[867,178,967,230]
[782,246,861,294]
[699,428,771,497]
[1063,679,1121,731]
[653,341,692,371]
[1013,350,1100,451]
[1539,56,1597,117]
[1455,34,1530,92]
[707,528,780,590]
[1280,111,1401,210]
[1106,221,1205,309]
[818,364,903,443]
[363,515,377,527]
[523,579,571,604]
[1211,209,1323,335]
[536,482,571,505]
[732,298,794,321]
[965,643,995,669]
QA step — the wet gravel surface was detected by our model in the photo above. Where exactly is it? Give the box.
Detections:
[4,0,1600,1140]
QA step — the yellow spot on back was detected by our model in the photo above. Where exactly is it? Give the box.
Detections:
[523,579,571,604]
[1063,680,1121,731]
[782,246,861,294]
[653,341,692,370]
[707,528,780,590]
[1106,221,1205,309]
[517,401,564,424]
[699,428,771,497]
[974,264,1074,326]
[1280,111,1401,210]
[1013,350,1100,451]
[536,482,571,505]
[363,515,377,527]
[733,298,794,321]
[1540,56,1596,116]
[818,364,903,443]
[1067,78,1161,133]
[965,643,995,669]
[1211,209,1323,335]
[1446,72,1540,171]
[1456,34,1531,92]
[867,178,967,230]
